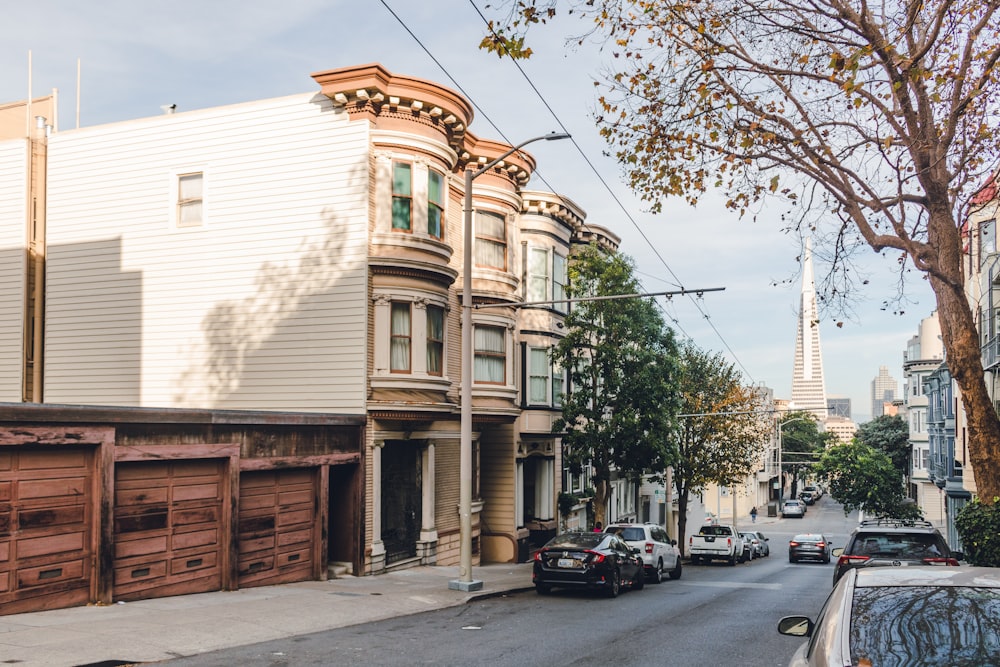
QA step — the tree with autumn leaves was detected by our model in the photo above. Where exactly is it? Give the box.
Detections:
[670,343,771,555]
[483,0,1000,504]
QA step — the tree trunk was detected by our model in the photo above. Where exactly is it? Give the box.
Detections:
[929,272,1000,503]
[593,478,609,529]
[676,488,690,557]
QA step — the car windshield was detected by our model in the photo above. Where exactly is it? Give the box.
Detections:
[853,533,944,557]
[607,527,646,541]
[850,585,1000,667]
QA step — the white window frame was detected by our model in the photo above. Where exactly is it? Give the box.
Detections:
[169,168,207,229]
[528,346,551,405]
[475,210,508,271]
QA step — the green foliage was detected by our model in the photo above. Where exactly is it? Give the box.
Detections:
[780,412,836,491]
[551,244,682,525]
[557,491,581,516]
[855,415,910,477]
[955,498,1000,567]
[813,441,918,518]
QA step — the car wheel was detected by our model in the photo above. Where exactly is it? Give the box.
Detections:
[535,583,551,595]
[650,559,664,584]
[728,553,737,566]
[690,555,700,565]
[669,558,682,580]
[606,569,621,598]
[823,555,831,564]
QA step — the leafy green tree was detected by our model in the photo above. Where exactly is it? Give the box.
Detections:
[955,499,1000,566]
[813,441,921,519]
[779,412,836,498]
[481,0,1000,505]
[552,244,682,528]
[855,415,910,478]
[671,342,771,555]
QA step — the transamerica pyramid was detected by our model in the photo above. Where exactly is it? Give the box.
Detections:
[790,239,828,421]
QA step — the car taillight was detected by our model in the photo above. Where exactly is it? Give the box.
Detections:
[816,542,826,548]
[726,538,732,547]
[837,554,870,567]
[534,551,543,562]
[645,543,654,554]
[789,541,800,547]
[587,550,606,564]
[922,557,961,566]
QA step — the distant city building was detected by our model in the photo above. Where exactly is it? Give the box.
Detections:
[827,396,851,419]
[790,239,829,421]
[824,415,857,444]
[871,366,899,417]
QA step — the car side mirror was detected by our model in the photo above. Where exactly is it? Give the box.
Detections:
[671,539,677,546]
[832,547,844,557]
[777,615,814,638]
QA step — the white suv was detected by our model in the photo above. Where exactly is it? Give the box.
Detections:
[605,522,682,583]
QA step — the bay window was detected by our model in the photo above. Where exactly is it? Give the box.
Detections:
[474,325,506,383]
[390,302,411,372]
[475,211,507,270]
[427,304,444,375]
[392,162,412,231]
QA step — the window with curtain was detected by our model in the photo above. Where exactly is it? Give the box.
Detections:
[427,304,444,375]
[528,247,550,302]
[427,169,444,239]
[552,360,565,407]
[390,302,411,372]
[392,162,412,231]
[474,211,506,270]
[528,347,550,404]
[553,252,567,312]
[474,325,505,383]
[177,172,203,228]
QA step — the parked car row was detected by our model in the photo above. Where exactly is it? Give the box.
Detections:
[532,523,684,597]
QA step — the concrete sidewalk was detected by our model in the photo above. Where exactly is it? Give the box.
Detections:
[0,563,534,667]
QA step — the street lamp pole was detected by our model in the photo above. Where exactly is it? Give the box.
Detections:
[450,132,571,592]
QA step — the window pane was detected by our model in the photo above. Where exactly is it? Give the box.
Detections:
[553,253,567,311]
[529,248,549,302]
[475,211,506,270]
[427,305,444,375]
[474,326,505,383]
[428,170,444,239]
[390,303,411,371]
[529,348,549,403]
[179,173,202,199]
[392,163,412,231]
[553,362,565,406]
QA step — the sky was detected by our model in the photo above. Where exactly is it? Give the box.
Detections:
[1,0,937,422]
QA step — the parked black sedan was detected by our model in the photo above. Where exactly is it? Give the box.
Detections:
[789,533,833,563]
[533,531,645,597]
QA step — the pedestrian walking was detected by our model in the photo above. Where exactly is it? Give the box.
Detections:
[750,507,758,523]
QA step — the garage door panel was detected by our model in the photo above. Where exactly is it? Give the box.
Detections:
[17,559,85,589]
[18,450,89,470]
[0,448,94,616]
[237,470,316,588]
[112,460,224,602]
[17,476,89,501]
[18,505,86,530]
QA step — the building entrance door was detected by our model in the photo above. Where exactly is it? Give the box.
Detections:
[381,442,421,565]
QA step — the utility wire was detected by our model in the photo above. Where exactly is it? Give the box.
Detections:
[379,0,756,382]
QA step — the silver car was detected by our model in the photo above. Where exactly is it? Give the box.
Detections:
[778,567,1000,666]
[781,499,806,518]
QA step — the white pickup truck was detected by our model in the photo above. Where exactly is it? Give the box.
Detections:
[689,524,745,565]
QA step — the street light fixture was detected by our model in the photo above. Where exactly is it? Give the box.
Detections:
[450,132,571,592]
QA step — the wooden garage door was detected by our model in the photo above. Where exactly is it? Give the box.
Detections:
[113,460,224,601]
[0,447,94,615]
[238,469,315,588]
